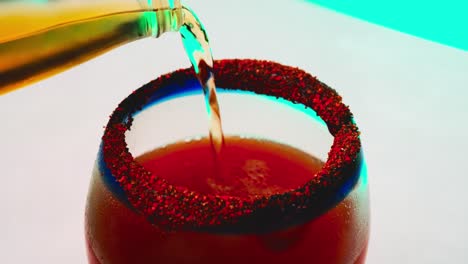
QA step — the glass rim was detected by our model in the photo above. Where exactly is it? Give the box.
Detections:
[101,59,362,233]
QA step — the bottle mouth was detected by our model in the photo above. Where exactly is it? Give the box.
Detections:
[138,0,182,10]
[101,59,363,233]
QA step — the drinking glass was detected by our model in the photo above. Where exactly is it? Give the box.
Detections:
[85,59,369,264]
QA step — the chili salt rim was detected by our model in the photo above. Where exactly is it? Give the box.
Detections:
[102,59,362,233]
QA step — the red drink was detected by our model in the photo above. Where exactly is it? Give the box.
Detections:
[85,59,369,264]
[86,137,368,264]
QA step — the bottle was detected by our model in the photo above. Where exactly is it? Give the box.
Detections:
[0,0,183,95]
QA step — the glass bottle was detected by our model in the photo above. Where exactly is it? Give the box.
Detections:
[0,0,183,94]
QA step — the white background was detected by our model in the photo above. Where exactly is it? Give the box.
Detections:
[1,0,468,263]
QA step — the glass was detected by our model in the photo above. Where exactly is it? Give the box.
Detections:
[85,59,370,263]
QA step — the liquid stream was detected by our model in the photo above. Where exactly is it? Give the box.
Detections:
[179,7,225,157]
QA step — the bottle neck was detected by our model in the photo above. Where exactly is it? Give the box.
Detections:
[137,0,182,10]
[136,0,183,37]
[147,7,184,38]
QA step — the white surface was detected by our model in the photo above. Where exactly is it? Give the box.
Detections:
[1,0,468,263]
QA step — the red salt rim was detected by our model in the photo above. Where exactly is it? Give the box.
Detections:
[102,59,361,233]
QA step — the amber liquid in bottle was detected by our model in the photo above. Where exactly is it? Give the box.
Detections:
[0,1,183,94]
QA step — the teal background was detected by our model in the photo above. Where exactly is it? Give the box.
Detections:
[304,0,468,51]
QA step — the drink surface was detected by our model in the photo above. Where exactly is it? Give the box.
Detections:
[136,136,324,197]
[86,136,368,264]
